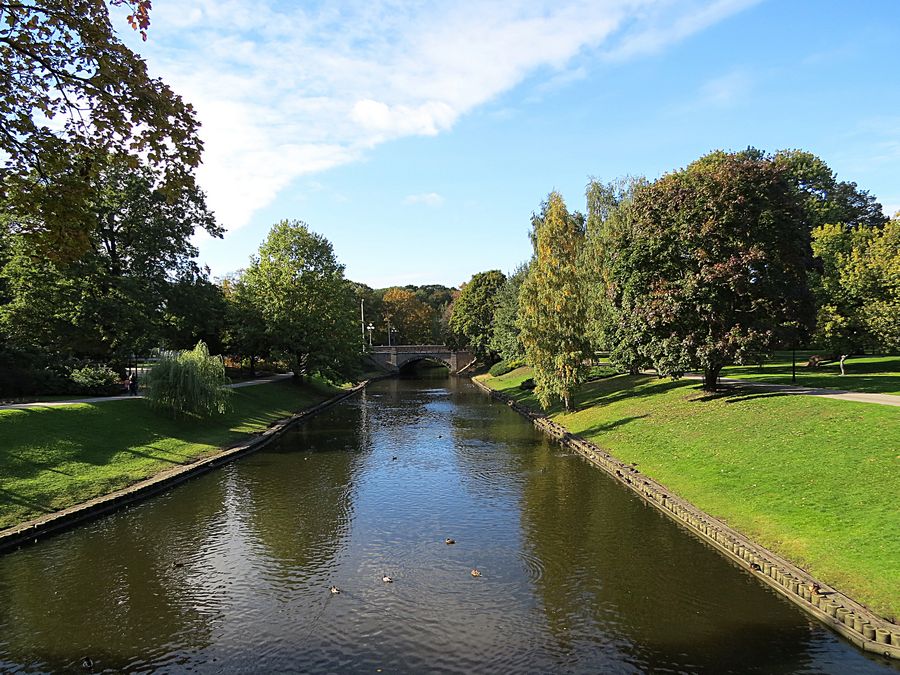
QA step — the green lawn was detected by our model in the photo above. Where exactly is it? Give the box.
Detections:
[722,353,900,395]
[479,367,900,619]
[0,379,339,531]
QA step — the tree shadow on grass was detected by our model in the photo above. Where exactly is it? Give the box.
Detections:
[0,487,56,517]
[577,414,649,438]
[690,385,793,405]
[576,376,687,410]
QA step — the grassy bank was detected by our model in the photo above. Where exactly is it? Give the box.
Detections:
[723,353,900,395]
[478,367,900,619]
[0,378,340,531]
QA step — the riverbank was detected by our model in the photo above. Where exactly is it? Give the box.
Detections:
[475,367,900,623]
[0,378,341,531]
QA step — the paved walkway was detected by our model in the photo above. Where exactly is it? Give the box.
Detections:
[684,374,900,407]
[0,373,294,410]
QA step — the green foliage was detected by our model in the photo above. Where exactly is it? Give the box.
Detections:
[0,1,202,259]
[581,177,647,372]
[382,287,435,343]
[489,262,529,361]
[810,217,900,353]
[240,220,359,381]
[449,270,506,359]
[609,151,814,390]
[69,364,120,396]
[145,342,231,417]
[518,192,590,410]
[488,358,525,377]
[0,155,221,363]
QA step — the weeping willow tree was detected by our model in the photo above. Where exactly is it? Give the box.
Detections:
[146,341,231,417]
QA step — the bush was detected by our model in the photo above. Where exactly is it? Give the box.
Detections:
[69,364,121,396]
[145,341,231,417]
[519,378,536,390]
[489,358,525,377]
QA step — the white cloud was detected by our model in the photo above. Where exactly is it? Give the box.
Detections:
[404,192,445,207]
[124,0,757,233]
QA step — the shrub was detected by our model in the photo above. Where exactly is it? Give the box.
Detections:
[489,358,525,377]
[519,378,536,390]
[145,341,231,417]
[69,364,121,396]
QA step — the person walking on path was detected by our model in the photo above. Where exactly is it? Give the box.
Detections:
[128,372,139,396]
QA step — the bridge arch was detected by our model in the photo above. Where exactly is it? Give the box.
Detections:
[396,355,453,372]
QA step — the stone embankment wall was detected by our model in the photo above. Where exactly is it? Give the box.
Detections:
[471,377,900,661]
[0,381,373,555]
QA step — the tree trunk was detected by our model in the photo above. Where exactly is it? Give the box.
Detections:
[703,365,722,392]
[249,355,256,378]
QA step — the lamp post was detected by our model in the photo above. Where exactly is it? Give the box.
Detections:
[367,323,374,346]
[386,321,392,347]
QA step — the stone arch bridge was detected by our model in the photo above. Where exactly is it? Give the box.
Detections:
[371,345,476,374]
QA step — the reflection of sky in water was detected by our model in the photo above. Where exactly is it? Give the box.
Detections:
[0,377,894,673]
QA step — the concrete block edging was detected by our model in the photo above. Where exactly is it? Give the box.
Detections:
[470,377,899,661]
[0,380,373,555]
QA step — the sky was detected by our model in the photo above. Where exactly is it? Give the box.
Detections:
[115,0,900,289]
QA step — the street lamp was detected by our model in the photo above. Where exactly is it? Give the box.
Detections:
[367,323,375,346]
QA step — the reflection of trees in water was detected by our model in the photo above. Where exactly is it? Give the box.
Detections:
[517,444,819,672]
[0,475,227,671]
[240,402,368,571]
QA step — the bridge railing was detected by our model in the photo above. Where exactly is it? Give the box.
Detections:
[371,345,455,353]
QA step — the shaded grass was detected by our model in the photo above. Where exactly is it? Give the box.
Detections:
[723,353,900,395]
[478,367,900,619]
[0,378,339,530]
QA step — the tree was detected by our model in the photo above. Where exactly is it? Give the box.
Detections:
[382,287,434,344]
[773,150,887,231]
[0,0,202,258]
[241,220,358,382]
[811,216,900,354]
[162,272,227,353]
[581,177,647,372]
[449,270,506,360]
[145,341,231,418]
[614,151,814,391]
[0,155,220,363]
[222,273,269,377]
[518,192,590,411]
[489,262,529,362]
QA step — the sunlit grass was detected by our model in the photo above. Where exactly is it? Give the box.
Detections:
[0,379,339,531]
[479,367,900,619]
[722,352,900,395]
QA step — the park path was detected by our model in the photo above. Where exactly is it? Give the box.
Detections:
[0,373,294,411]
[687,374,900,407]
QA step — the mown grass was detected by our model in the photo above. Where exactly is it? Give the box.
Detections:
[722,353,900,395]
[0,379,339,531]
[478,367,900,619]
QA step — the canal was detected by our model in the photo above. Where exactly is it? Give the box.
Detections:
[0,374,895,673]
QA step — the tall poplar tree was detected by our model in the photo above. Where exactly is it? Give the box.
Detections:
[518,192,590,411]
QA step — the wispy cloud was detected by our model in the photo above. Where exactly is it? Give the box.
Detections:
[120,0,758,233]
[404,192,445,207]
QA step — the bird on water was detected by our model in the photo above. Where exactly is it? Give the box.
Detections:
[445,538,455,545]
[382,573,393,583]
[330,585,341,594]
[471,569,482,577]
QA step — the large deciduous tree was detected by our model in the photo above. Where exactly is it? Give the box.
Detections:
[580,177,646,372]
[382,287,434,344]
[489,262,528,362]
[614,151,814,391]
[241,220,358,381]
[0,155,220,362]
[449,270,506,359]
[518,192,590,411]
[0,0,202,257]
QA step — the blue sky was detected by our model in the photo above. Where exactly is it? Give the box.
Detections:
[118,0,900,288]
